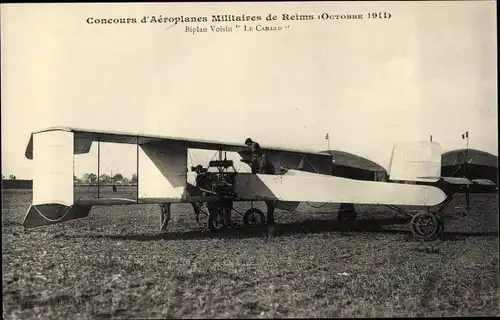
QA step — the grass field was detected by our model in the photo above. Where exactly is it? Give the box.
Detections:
[2,189,499,318]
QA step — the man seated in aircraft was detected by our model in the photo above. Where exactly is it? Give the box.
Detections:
[245,138,275,174]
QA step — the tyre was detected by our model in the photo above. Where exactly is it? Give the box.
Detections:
[410,211,439,239]
[208,205,230,232]
[243,208,266,227]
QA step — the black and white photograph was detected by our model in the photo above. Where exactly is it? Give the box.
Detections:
[2,1,498,318]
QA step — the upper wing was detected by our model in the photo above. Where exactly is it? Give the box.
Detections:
[25,127,333,173]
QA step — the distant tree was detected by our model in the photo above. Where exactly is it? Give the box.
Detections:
[9,175,16,180]
[99,174,112,184]
[83,173,97,184]
[122,177,129,185]
[113,173,124,182]
[131,173,138,184]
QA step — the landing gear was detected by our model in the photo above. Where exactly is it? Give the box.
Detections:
[207,199,233,232]
[201,201,274,237]
[197,199,272,236]
[243,208,266,227]
[409,211,440,239]
[385,203,447,240]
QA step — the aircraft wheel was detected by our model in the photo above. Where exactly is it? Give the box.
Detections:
[208,211,228,232]
[410,211,439,239]
[208,206,230,232]
[243,208,266,227]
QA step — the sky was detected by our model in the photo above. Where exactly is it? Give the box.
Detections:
[1,1,497,180]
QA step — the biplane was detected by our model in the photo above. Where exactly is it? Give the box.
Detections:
[22,127,496,239]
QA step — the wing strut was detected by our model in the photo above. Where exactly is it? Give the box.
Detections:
[464,148,470,214]
[97,139,100,199]
[136,136,139,203]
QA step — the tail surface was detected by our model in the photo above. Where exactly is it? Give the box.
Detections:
[388,141,443,183]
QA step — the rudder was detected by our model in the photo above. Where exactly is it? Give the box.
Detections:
[388,141,442,183]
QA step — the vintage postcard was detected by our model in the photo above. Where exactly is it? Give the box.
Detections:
[2,1,497,318]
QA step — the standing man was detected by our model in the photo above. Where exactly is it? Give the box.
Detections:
[245,138,277,240]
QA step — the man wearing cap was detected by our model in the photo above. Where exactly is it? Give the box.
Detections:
[244,138,277,240]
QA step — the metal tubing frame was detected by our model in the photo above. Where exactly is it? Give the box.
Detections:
[136,136,139,203]
[434,185,467,216]
[97,139,100,199]
[384,204,415,218]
